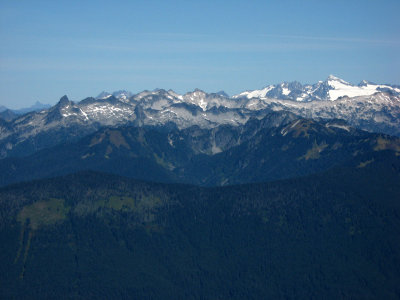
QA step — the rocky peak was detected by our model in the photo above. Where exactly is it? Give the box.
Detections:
[57,95,71,107]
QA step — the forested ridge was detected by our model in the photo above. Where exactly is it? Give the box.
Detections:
[1,150,399,299]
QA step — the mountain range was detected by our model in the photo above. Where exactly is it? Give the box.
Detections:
[0,75,399,159]
[233,75,400,101]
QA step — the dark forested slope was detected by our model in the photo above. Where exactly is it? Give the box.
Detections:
[0,150,399,299]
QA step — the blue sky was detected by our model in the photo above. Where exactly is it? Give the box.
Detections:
[1,0,399,108]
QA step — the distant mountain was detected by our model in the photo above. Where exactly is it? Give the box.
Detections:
[0,76,399,159]
[112,90,133,101]
[1,113,399,187]
[0,150,399,298]
[96,90,133,101]
[214,90,230,97]
[0,101,51,118]
[13,101,51,114]
[96,91,112,99]
[233,75,400,101]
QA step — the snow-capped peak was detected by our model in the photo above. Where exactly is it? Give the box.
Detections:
[233,75,399,102]
[232,85,274,99]
[326,75,349,84]
[325,76,396,101]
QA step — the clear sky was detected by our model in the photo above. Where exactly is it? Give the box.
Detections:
[1,0,399,108]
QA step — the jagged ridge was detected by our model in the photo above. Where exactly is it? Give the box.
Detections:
[0,76,399,158]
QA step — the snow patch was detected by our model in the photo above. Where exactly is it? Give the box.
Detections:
[282,88,290,96]
[326,123,350,132]
[233,86,273,99]
[290,120,301,129]
[327,79,394,101]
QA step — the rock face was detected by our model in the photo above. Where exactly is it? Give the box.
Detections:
[0,76,399,158]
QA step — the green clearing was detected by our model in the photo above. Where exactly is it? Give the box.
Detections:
[300,141,328,160]
[17,198,69,230]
